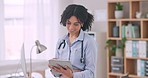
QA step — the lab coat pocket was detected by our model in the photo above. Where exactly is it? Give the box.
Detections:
[74,48,81,53]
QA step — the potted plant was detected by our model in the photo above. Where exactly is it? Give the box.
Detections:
[115,2,123,19]
[105,37,126,57]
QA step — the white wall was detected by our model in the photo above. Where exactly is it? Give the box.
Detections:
[0,0,5,60]
[72,0,108,78]
[57,0,73,37]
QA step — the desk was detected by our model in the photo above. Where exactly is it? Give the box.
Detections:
[0,59,49,78]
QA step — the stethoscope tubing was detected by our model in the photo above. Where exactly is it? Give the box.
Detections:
[58,39,85,63]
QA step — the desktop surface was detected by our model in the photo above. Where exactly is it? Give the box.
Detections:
[0,59,48,75]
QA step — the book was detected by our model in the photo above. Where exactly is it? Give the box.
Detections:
[126,23,133,38]
[48,59,73,77]
[137,60,145,76]
[139,41,148,58]
[125,40,132,57]
[132,26,140,38]
[132,41,138,57]
[122,25,126,38]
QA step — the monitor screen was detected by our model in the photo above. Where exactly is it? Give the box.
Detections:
[21,43,28,78]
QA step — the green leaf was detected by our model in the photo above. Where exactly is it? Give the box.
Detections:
[106,39,111,44]
[111,45,116,52]
[105,39,112,49]
[121,37,126,43]
[116,2,123,10]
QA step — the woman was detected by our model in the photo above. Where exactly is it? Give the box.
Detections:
[49,4,97,78]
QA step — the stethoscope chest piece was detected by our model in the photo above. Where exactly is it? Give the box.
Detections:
[80,57,85,63]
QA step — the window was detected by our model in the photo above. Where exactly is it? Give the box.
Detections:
[4,0,24,60]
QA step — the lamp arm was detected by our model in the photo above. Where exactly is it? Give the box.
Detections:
[29,45,36,78]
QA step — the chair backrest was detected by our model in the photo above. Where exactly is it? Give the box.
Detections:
[120,73,128,78]
[121,76,128,78]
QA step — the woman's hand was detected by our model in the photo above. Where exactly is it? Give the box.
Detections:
[48,58,57,69]
[52,64,73,78]
[48,58,73,78]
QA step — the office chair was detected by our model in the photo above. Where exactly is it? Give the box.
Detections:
[120,73,129,78]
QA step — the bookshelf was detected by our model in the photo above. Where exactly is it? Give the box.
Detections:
[107,0,148,78]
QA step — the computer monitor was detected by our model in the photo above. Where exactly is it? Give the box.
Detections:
[21,43,28,78]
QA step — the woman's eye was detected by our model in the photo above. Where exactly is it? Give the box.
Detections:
[66,22,71,25]
[74,23,79,26]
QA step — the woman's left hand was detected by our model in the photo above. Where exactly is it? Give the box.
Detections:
[53,64,73,78]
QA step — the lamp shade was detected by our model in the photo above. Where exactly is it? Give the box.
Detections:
[35,40,47,54]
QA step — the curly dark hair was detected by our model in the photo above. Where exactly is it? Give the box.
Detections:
[60,4,94,31]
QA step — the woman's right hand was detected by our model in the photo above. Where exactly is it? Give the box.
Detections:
[48,64,53,69]
[48,58,57,69]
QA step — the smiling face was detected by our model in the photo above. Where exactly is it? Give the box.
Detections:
[66,16,82,36]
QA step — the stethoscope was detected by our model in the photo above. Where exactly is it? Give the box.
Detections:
[58,39,85,64]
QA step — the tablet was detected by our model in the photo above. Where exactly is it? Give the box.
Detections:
[48,59,73,77]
